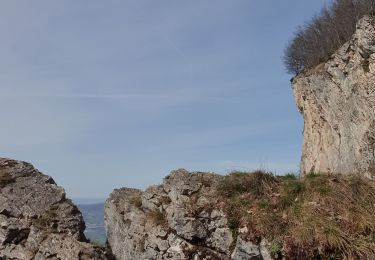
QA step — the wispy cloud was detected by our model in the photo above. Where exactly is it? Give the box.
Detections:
[0,0,323,198]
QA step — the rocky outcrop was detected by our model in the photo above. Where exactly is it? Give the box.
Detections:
[0,158,111,260]
[105,169,271,260]
[293,15,375,178]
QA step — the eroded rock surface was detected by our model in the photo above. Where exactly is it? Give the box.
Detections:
[105,169,271,260]
[293,15,375,177]
[0,158,111,260]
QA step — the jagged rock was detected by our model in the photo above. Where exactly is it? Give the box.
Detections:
[0,158,111,260]
[105,169,271,260]
[293,15,375,178]
[231,237,261,260]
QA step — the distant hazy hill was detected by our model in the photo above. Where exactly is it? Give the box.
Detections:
[77,202,106,244]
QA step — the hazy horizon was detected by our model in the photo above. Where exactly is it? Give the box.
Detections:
[0,0,329,198]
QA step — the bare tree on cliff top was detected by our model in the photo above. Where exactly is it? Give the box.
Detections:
[284,0,375,75]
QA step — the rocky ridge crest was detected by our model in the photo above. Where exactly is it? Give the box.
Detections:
[105,169,271,260]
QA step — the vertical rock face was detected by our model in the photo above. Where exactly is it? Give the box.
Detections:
[0,158,111,260]
[293,16,375,178]
[105,169,271,260]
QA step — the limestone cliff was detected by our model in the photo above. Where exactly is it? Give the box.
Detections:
[105,169,271,260]
[293,15,375,177]
[0,158,112,260]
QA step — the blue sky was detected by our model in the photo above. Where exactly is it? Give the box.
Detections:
[0,0,328,199]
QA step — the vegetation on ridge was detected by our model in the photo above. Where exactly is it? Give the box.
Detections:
[0,170,15,188]
[284,0,375,75]
[216,171,375,259]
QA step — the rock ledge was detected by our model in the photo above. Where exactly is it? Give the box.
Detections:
[105,169,271,260]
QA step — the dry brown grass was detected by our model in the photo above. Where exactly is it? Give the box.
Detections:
[0,170,15,188]
[146,209,167,227]
[158,195,172,205]
[33,205,59,230]
[217,170,277,198]
[129,195,143,209]
[216,171,375,259]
